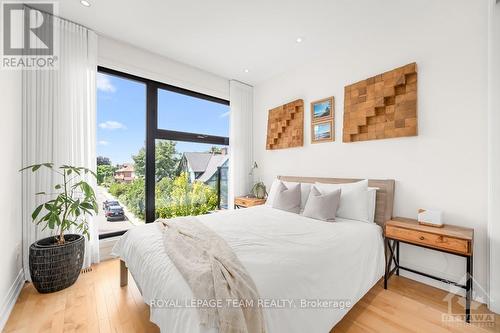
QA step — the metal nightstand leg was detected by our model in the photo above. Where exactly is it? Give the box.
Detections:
[466,255,473,323]
[396,241,400,276]
[384,238,389,289]
[384,239,399,289]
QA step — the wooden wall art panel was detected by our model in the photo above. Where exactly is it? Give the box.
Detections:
[343,63,418,143]
[266,99,304,150]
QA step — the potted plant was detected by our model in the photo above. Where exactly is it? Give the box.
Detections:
[251,182,267,199]
[20,163,98,293]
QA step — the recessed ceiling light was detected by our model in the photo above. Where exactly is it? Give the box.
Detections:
[296,37,303,43]
[80,0,91,7]
[244,69,249,73]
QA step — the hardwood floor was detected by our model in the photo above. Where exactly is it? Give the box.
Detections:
[4,259,158,333]
[4,259,499,333]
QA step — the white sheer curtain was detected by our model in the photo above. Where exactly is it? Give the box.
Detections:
[228,80,254,208]
[22,13,98,278]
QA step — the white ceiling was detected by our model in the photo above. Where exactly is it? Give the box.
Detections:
[55,0,399,85]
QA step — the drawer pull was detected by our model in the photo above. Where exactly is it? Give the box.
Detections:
[419,236,425,241]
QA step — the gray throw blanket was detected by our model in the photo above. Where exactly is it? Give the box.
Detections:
[157,217,266,333]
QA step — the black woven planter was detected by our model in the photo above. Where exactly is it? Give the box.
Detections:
[29,234,85,293]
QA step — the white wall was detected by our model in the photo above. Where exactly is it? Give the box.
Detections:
[98,35,229,100]
[253,0,489,300]
[488,0,500,313]
[0,70,23,329]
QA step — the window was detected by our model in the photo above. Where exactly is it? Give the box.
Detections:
[154,88,230,216]
[96,72,146,238]
[158,89,229,137]
[96,67,229,238]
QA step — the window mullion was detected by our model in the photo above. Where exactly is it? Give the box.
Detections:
[145,84,157,223]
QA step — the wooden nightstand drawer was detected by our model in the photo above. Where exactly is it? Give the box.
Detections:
[234,196,266,208]
[386,225,470,255]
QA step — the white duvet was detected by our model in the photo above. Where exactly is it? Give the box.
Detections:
[112,206,385,333]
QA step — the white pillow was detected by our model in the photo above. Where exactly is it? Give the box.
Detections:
[265,179,281,207]
[315,180,369,222]
[266,179,311,211]
[272,182,301,214]
[367,187,378,223]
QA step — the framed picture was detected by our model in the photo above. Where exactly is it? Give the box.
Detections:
[311,97,334,122]
[311,96,334,143]
[311,120,334,143]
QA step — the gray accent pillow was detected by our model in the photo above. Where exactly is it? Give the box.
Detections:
[272,182,301,214]
[302,186,341,222]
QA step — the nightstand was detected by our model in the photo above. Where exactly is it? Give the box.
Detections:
[384,217,474,322]
[234,196,266,209]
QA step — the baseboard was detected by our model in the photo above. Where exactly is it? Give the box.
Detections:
[0,269,25,331]
[489,300,500,314]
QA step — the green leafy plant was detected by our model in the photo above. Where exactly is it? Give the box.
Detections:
[96,164,116,185]
[108,181,128,198]
[156,172,218,219]
[20,163,98,245]
[132,140,179,180]
[251,182,267,199]
[120,178,145,219]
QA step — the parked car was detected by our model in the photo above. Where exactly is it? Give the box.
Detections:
[103,200,119,211]
[106,205,125,221]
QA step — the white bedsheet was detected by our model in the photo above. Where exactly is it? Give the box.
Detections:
[112,206,385,333]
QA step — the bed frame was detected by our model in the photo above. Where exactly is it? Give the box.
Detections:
[120,260,128,287]
[120,176,395,287]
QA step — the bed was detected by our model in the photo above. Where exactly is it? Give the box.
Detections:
[112,177,395,333]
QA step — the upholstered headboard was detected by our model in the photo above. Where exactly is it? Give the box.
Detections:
[277,176,395,228]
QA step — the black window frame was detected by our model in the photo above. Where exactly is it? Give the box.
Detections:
[97,66,229,239]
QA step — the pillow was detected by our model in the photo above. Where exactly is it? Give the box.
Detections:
[284,181,311,211]
[315,180,369,222]
[367,187,378,223]
[265,179,281,207]
[302,186,341,222]
[266,179,311,211]
[272,182,301,214]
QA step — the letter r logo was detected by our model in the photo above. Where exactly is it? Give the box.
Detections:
[2,2,54,56]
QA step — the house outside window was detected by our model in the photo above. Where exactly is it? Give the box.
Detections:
[114,164,136,183]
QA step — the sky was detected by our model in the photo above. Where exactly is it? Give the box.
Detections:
[97,72,230,165]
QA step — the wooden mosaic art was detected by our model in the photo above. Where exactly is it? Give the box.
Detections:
[266,99,304,150]
[343,63,418,142]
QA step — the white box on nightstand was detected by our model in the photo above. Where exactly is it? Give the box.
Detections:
[417,208,443,227]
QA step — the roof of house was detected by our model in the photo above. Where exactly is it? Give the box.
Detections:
[183,152,213,173]
[181,152,229,183]
[116,164,134,173]
[197,154,229,183]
